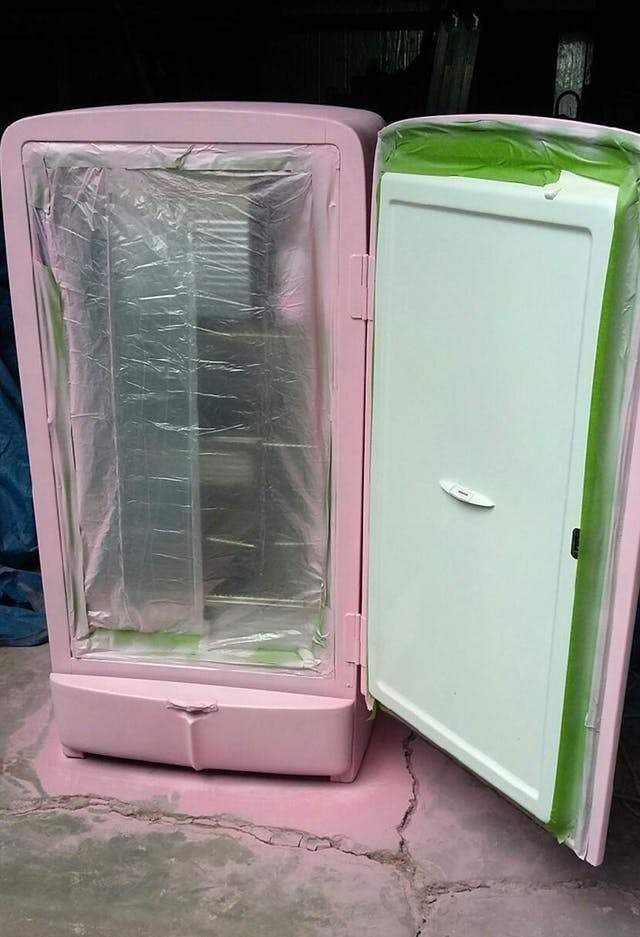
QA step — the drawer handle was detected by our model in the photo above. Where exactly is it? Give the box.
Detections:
[166,699,219,714]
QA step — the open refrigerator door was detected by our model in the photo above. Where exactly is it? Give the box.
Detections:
[365,115,640,862]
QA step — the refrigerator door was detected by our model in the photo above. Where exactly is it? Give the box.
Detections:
[366,142,634,858]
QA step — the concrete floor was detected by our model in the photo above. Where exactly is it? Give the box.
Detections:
[1,645,639,936]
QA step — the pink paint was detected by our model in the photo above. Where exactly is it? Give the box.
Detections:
[583,391,640,864]
[51,674,355,776]
[2,104,639,867]
[0,103,384,783]
[30,708,409,852]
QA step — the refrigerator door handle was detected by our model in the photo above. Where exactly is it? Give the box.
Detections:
[439,479,495,509]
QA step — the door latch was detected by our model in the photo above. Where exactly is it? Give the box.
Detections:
[571,528,580,559]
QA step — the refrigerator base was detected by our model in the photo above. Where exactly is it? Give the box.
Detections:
[51,674,365,779]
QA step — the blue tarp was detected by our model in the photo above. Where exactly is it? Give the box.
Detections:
[0,228,46,646]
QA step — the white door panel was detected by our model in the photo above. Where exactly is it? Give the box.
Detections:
[368,170,617,821]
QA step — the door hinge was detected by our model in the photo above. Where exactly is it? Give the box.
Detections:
[345,611,365,666]
[349,253,372,322]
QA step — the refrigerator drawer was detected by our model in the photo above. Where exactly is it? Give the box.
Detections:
[51,675,354,776]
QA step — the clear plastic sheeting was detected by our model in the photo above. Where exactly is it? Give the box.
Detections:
[24,142,338,672]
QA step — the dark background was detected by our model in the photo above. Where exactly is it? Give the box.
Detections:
[1,0,639,135]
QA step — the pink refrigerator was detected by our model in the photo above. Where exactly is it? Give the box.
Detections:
[3,103,640,866]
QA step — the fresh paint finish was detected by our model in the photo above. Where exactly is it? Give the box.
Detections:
[3,105,640,866]
[0,104,384,786]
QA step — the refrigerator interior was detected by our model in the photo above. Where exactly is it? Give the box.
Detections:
[24,141,339,674]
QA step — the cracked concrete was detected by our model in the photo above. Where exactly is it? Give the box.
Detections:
[1,645,639,935]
